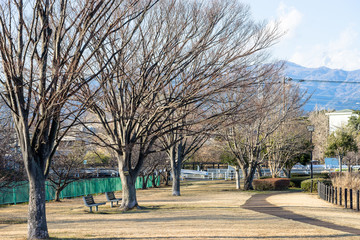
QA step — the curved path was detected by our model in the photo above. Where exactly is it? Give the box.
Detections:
[242,192,360,236]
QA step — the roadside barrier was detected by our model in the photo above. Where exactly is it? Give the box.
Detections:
[317,181,360,212]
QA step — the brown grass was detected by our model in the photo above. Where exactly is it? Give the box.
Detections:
[0,180,359,240]
[331,172,360,191]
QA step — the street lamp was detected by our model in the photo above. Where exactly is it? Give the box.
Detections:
[307,125,314,179]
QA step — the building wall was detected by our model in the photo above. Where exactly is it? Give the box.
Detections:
[326,110,358,134]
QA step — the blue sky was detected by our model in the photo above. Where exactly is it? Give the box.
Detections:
[241,0,360,71]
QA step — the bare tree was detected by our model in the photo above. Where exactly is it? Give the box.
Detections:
[308,109,330,161]
[161,121,210,196]
[48,144,87,202]
[266,118,311,178]
[0,1,151,238]
[83,0,281,209]
[138,150,166,189]
[220,71,305,190]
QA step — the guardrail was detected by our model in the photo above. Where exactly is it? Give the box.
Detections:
[317,181,360,212]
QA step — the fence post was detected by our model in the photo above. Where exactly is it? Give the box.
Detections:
[350,189,353,210]
[325,184,327,200]
[340,187,342,206]
[335,187,337,205]
[345,188,348,209]
[310,180,313,193]
[357,190,359,211]
[332,186,334,203]
[13,187,16,205]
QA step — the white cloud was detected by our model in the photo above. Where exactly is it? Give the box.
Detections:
[270,2,303,40]
[290,26,360,71]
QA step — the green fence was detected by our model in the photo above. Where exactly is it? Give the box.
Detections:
[0,176,160,205]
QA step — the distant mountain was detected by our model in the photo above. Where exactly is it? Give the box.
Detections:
[284,62,360,112]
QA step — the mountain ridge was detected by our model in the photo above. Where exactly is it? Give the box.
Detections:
[283,61,360,111]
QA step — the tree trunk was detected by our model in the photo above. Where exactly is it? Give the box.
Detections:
[141,175,147,189]
[27,168,49,239]
[339,155,342,173]
[242,165,257,190]
[168,143,184,196]
[165,170,170,186]
[117,152,140,210]
[284,167,291,178]
[119,171,139,210]
[256,164,262,178]
[171,166,181,196]
[55,188,61,202]
[152,172,157,188]
[235,167,241,189]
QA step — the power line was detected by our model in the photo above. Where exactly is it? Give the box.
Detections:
[286,77,360,84]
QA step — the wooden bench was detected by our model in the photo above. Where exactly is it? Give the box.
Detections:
[105,191,122,207]
[82,195,106,212]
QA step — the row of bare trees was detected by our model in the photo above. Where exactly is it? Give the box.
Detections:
[0,0,299,239]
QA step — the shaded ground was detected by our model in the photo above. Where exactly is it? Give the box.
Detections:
[0,181,360,239]
[242,193,360,236]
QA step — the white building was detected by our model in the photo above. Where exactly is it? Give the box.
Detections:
[325,109,358,134]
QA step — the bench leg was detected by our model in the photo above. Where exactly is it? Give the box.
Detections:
[95,206,98,211]
[89,207,93,213]
[110,201,113,208]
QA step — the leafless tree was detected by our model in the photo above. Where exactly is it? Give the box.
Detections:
[48,144,87,202]
[0,1,152,238]
[220,70,305,190]
[138,150,166,189]
[308,109,330,161]
[266,118,311,178]
[160,121,210,196]
[83,0,281,209]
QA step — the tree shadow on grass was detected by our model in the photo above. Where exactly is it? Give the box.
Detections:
[49,233,356,240]
[242,192,360,236]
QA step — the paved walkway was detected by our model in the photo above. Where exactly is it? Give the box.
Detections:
[242,192,360,236]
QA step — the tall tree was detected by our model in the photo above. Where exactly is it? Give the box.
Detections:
[48,144,87,202]
[325,128,358,172]
[266,118,311,178]
[161,120,211,196]
[220,74,305,190]
[84,0,282,208]
[308,109,330,161]
[0,1,150,238]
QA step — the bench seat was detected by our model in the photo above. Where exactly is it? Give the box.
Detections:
[105,191,122,207]
[83,195,106,212]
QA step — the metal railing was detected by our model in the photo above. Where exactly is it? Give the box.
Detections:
[318,181,360,212]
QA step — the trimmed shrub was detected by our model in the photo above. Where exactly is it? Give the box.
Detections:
[290,176,309,188]
[301,178,332,192]
[253,178,290,191]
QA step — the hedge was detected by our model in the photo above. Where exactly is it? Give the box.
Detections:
[253,178,290,191]
[300,178,332,192]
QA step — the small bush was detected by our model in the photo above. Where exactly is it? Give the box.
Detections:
[301,178,332,192]
[253,178,290,191]
[290,176,309,188]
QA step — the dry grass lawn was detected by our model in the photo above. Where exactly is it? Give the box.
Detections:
[0,180,359,240]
